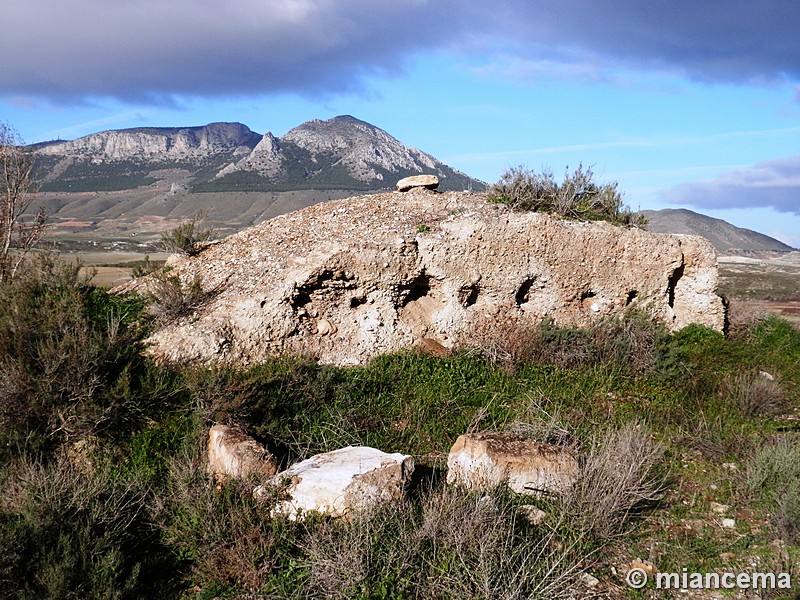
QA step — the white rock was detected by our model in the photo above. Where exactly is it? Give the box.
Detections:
[446,432,578,496]
[396,174,439,191]
[256,446,415,520]
[207,424,279,483]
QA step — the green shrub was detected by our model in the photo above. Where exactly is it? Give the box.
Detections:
[159,212,214,256]
[0,458,177,599]
[146,270,207,321]
[487,164,647,225]
[746,436,800,543]
[0,254,150,455]
[157,454,306,594]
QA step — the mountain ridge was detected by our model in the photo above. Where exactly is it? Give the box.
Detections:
[32,116,482,193]
[642,208,795,257]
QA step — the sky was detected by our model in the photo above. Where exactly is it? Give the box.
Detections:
[2,0,799,247]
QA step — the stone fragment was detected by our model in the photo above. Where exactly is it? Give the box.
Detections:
[629,559,657,576]
[207,424,279,483]
[446,431,578,496]
[417,337,452,357]
[396,174,439,191]
[255,446,414,520]
[710,501,730,514]
[518,504,547,524]
[316,317,337,336]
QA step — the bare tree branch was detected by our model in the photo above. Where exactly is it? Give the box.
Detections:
[0,122,46,284]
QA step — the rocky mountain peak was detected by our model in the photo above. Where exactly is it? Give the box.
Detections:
[38,122,261,162]
[642,208,795,257]
[32,115,483,193]
[281,115,440,182]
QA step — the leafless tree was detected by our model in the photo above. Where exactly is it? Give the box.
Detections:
[1,122,46,284]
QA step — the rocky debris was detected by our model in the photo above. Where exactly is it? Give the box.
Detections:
[66,436,98,475]
[396,174,439,192]
[207,424,279,484]
[518,504,547,524]
[628,559,657,576]
[579,572,600,588]
[117,190,725,367]
[710,501,730,514]
[417,337,452,357]
[254,446,414,520]
[446,431,579,496]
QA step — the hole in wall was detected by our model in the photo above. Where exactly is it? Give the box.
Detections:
[626,290,638,306]
[401,271,432,307]
[515,278,537,306]
[349,295,367,308]
[459,284,480,307]
[667,263,685,309]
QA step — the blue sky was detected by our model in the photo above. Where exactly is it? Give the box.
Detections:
[2,1,799,246]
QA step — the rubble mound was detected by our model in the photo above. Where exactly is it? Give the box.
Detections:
[118,190,724,367]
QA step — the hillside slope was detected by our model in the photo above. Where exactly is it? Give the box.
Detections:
[642,208,794,257]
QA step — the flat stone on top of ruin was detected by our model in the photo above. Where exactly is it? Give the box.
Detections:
[396,174,439,191]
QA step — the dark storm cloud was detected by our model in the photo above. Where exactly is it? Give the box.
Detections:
[484,1,800,84]
[661,157,800,216]
[0,0,466,102]
[2,0,799,104]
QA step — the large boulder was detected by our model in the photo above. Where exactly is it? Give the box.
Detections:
[207,424,279,483]
[117,191,725,367]
[255,446,415,520]
[447,431,578,496]
[396,174,439,191]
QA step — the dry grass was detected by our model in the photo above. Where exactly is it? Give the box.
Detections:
[466,311,664,374]
[146,270,207,321]
[560,422,666,541]
[726,298,770,338]
[728,370,787,418]
[302,485,589,599]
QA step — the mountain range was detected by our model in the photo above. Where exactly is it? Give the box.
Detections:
[32,115,481,193]
[642,208,795,257]
[26,116,795,258]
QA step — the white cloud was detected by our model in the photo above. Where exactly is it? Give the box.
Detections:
[661,156,800,216]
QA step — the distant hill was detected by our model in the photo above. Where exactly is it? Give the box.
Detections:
[641,208,795,257]
[32,116,483,193]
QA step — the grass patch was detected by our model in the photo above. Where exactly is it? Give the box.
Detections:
[1,256,798,596]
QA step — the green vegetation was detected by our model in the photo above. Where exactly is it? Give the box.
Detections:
[0,256,798,598]
[159,212,214,257]
[488,164,648,225]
